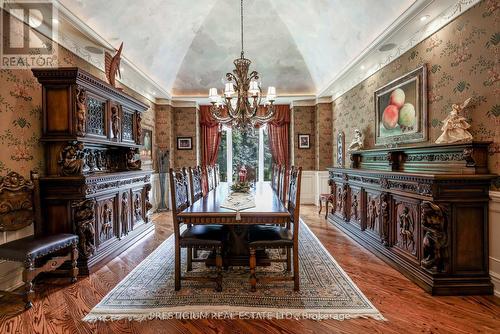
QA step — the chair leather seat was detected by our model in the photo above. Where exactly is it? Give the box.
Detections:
[0,234,78,262]
[179,224,226,247]
[248,225,293,248]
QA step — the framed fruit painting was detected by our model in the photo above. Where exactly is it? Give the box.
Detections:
[374,65,427,146]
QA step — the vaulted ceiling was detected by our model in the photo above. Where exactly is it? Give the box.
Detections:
[59,0,420,98]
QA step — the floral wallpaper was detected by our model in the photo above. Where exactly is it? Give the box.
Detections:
[173,107,197,168]
[0,44,156,177]
[332,0,499,177]
[156,104,174,167]
[316,102,333,170]
[293,106,315,170]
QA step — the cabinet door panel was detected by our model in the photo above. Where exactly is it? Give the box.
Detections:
[392,196,420,263]
[96,195,118,248]
[85,94,107,138]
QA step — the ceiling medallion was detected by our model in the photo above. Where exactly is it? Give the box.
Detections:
[208,0,276,132]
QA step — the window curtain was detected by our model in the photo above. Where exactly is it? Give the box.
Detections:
[199,105,221,194]
[267,105,290,167]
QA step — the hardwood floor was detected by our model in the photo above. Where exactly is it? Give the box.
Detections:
[1,205,499,334]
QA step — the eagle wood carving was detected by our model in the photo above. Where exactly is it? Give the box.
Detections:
[104,42,123,87]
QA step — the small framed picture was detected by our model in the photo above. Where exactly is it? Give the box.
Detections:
[298,134,310,149]
[177,136,193,150]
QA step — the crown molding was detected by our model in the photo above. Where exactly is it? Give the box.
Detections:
[154,98,172,106]
[171,100,198,108]
[291,99,316,108]
[318,0,481,100]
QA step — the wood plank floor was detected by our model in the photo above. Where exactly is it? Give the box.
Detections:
[1,205,499,334]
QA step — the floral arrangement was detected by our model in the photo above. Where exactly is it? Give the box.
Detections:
[230,181,251,193]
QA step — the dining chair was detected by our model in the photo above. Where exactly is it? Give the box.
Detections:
[169,167,225,291]
[248,166,302,292]
[206,165,215,192]
[188,166,203,204]
[279,165,289,205]
[187,166,204,267]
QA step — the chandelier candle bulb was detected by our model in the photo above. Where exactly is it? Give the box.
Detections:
[224,82,235,97]
[209,88,219,102]
[249,80,259,96]
[267,86,276,101]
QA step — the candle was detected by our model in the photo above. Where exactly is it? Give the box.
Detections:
[224,82,235,97]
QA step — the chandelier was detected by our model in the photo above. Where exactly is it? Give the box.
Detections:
[208,0,276,132]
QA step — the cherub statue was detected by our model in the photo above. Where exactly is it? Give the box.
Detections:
[435,98,473,144]
[348,129,364,151]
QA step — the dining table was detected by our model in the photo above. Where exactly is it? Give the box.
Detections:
[177,181,290,266]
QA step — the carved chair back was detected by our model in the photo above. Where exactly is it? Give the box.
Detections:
[169,168,190,239]
[189,166,203,204]
[206,165,215,191]
[287,167,302,237]
[279,165,289,204]
[0,171,41,234]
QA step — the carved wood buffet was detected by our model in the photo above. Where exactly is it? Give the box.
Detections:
[327,142,495,295]
[32,68,153,274]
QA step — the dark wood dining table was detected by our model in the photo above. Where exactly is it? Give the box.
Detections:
[177,182,290,266]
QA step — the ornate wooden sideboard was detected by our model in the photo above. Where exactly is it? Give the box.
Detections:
[327,142,495,295]
[32,68,154,274]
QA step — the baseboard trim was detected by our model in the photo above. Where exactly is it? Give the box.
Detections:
[489,271,500,297]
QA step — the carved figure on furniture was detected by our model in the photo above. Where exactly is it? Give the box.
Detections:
[111,106,120,140]
[351,193,359,221]
[435,98,473,144]
[135,112,142,145]
[75,87,87,136]
[367,198,379,230]
[421,201,448,272]
[100,202,113,241]
[126,148,142,170]
[96,150,108,171]
[59,142,84,176]
[380,193,390,246]
[121,192,130,234]
[134,193,142,222]
[104,42,123,88]
[399,206,415,252]
[71,199,96,258]
[341,184,349,221]
[348,129,364,152]
[336,187,343,215]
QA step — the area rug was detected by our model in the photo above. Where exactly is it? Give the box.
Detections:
[83,221,384,322]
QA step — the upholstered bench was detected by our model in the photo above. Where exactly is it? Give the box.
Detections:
[0,171,79,309]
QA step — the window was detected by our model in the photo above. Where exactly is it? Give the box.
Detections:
[216,126,272,182]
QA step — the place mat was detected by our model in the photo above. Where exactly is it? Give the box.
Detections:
[220,192,256,211]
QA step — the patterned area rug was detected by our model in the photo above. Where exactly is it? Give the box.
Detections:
[84,221,384,322]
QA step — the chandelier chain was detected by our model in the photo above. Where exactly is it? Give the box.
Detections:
[240,0,244,58]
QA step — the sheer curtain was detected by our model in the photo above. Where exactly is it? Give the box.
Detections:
[199,105,221,194]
